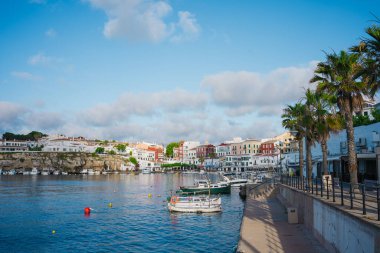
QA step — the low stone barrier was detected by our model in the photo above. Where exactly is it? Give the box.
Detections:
[278,184,380,253]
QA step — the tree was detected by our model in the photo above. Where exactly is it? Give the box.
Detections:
[2,131,46,141]
[165,142,179,158]
[303,89,318,185]
[95,147,105,154]
[108,150,116,155]
[282,103,306,178]
[351,24,380,97]
[306,90,343,176]
[208,152,217,170]
[129,157,139,169]
[114,144,126,152]
[311,50,365,185]
[198,155,205,168]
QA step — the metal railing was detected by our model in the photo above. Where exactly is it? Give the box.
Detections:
[280,175,380,221]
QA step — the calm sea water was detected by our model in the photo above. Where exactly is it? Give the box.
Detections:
[0,173,244,253]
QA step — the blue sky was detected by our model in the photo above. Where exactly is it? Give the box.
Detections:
[0,0,379,144]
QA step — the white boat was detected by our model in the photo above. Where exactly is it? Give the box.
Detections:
[223,176,250,187]
[22,170,31,175]
[4,169,16,175]
[80,169,88,174]
[53,170,60,175]
[142,168,151,174]
[88,169,95,175]
[30,168,38,175]
[41,169,50,175]
[94,170,101,175]
[62,171,68,175]
[168,196,222,213]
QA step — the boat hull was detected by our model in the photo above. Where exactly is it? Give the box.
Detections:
[179,185,231,194]
[167,196,222,213]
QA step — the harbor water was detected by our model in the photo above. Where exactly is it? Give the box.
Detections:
[0,173,244,252]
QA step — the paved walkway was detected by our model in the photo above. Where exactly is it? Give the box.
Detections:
[237,191,327,253]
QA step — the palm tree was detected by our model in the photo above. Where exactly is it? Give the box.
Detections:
[310,50,365,185]
[351,24,380,96]
[282,103,306,178]
[303,89,317,185]
[307,90,343,176]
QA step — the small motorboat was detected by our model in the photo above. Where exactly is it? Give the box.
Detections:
[30,168,39,175]
[167,195,222,213]
[41,169,50,175]
[180,180,231,194]
[142,168,151,174]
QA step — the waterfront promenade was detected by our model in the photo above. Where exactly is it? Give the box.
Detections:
[237,189,327,253]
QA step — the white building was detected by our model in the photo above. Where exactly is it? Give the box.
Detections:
[284,122,380,182]
[0,140,28,152]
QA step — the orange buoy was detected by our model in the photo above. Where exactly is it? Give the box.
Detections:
[84,207,91,215]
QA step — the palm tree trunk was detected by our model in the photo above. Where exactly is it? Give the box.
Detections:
[306,137,313,186]
[321,138,328,175]
[298,138,304,178]
[343,98,359,186]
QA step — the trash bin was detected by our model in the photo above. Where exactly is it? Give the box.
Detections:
[287,207,298,224]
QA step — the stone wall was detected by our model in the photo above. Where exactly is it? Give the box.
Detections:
[0,152,129,173]
[278,185,380,253]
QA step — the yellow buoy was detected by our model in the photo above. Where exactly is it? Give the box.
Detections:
[52,230,56,234]
[108,202,113,208]
[148,193,152,198]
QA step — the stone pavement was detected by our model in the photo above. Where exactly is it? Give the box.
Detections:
[237,190,327,253]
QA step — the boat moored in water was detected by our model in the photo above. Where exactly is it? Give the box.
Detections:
[168,195,222,213]
[180,180,231,194]
[142,168,151,174]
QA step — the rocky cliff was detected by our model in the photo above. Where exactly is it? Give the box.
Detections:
[0,152,130,173]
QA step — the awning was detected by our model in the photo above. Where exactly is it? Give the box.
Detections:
[357,153,376,159]
[316,156,341,162]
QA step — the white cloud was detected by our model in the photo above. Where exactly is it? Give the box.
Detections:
[2,62,319,143]
[11,71,42,81]
[80,89,208,126]
[171,11,200,42]
[0,102,28,131]
[28,53,61,66]
[45,28,57,38]
[202,61,318,116]
[86,0,200,42]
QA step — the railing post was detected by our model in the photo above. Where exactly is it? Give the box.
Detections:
[297,176,300,189]
[362,184,366,215]
[326,177,329,200]
[377,186,380,221]
[340,181,344,206]
[315,178,318,195]
[350,183,353,209]
[332,176,335,202]
[320,178,323,198]
[311,178,314,194]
